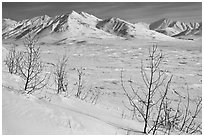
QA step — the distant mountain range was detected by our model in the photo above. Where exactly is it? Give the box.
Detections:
[2,11,202,41]
[149,18,202,40]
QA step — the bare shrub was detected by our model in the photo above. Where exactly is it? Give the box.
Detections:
[74,68,102,104]
[4,46,23,74]
[18,36,49,94]
[80,86,103,104]
[75,67,85,98]
[121,45,167,134]
[121,44,202,134]
[54,55,69,94]
[171,84,202,134]
[148,84,202,135]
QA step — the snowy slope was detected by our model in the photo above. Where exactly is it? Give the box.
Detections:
[2,18,17,34]
[2,73,143,135]
[2,15,51,39]
[96,17,176,40]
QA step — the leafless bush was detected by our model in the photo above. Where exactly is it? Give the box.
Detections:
[168,84,202,134]
[75,67,85,98]
[80,86,103,104]
[4,46,23,74]
[17,36,49,94]
[54,55,69,94]
[121,44,202,134]
[148,84,202,135]
[74,68,102,104]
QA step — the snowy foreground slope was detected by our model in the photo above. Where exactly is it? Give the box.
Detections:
[2,70,144,134]
[2,45,144,135]
[2,86,142,135]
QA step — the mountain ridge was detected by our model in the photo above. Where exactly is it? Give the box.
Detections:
[2,11,201,41]
[2,11,114,40]
[149,18,202,40]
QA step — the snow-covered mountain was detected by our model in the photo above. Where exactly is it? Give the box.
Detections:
[149,18,202,39]
[96,17,174,40]
[2,18,17,34]
[2,11,113,40]
[3,15,51,39]
[2,11,189,41]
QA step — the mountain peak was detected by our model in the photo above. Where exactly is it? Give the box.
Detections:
[2,10,104,40]
[3,18,16,21]
[161,18,170,21]
[149,18,202,39]
[2,12,202,41]
[80,11,91,17]
[79,11,101,21]
[2,18,17,34]
[70,10,81,17]
[42,14,50,20]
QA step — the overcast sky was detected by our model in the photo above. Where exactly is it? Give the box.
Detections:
[2,2,202,23]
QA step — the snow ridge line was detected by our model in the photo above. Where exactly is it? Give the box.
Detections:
[40,98,143,134]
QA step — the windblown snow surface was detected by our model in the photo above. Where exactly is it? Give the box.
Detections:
[2,37,202,135]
